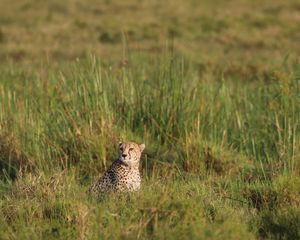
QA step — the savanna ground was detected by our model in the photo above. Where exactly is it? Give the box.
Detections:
[0,0,300,239]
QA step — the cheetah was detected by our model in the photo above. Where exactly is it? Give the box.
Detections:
[88,141,145,195]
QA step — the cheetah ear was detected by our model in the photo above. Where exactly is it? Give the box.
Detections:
[119,142,122,146]
[139,143,145,152]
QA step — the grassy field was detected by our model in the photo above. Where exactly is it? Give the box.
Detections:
[1,0,300,239]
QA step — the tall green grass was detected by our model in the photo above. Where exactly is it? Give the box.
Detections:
[0,54,299,177]
[0,54,300,239]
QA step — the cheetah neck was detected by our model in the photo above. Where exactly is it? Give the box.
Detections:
[118,159,140,170]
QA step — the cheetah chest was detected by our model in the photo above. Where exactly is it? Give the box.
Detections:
[115,167,141,191]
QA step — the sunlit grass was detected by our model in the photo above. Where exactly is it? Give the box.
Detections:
[0,53,300,239]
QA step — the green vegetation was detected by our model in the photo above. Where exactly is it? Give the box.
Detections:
[1,0,300,239]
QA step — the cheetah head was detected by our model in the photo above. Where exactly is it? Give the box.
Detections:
[118,141,145,166]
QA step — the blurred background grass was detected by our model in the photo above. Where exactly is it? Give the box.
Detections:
[0,0,300,239]
[1,0,300,65]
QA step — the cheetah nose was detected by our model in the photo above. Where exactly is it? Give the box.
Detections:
[122,154,127,158]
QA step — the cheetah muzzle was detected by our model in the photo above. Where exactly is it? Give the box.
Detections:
[88,141,145,195]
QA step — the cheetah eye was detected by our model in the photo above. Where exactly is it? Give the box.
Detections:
[120,147,123,151]
[129,148,134,151]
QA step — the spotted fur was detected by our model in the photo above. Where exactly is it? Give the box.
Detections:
[88,141,145,194]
